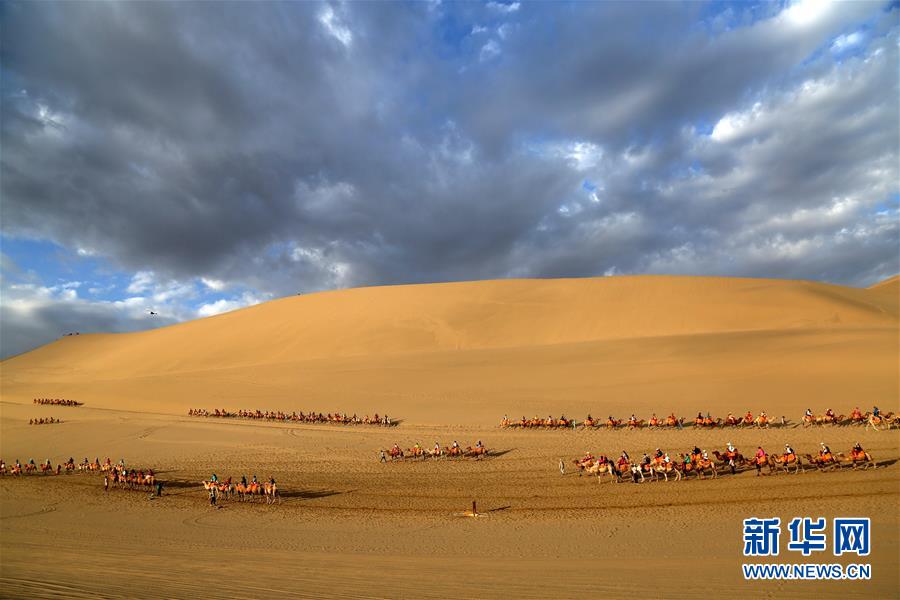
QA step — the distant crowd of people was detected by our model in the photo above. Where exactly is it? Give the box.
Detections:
[33,398,80,406]
[188,408,396,426]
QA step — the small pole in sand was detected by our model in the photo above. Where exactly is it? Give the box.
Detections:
[472,500,478,516]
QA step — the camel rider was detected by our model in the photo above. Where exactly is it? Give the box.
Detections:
[452,440,460,450]
[784,444,795,460]
[727,442,736,454]
[819,443,832,460]
[805,408,813,419]
[702,450,709,461]
[211,473,218,483]
[29,459,35,466]
[620,450,629,462]
[641,453,651,466]
[851,407,862,419]
[434,442,441,454]
[252,475,258,484]
[853,442,864,454]
[655,448,663,459]
[663,453,671,464]
[873,406,880,417]
[241,475,247,486]
[269,477,275,485]
[692,446,701,457]
[825,408,834,419]
[755,447,766,461]
[476,440,484,450]
[745,410,753,422]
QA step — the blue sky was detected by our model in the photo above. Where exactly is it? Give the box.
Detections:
[1,0,897,357]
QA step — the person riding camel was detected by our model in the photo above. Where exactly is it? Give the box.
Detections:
[873,406,880,417]
[663,452,671,464]
[252,475,258,484]
[745,410,753,422]
[819,442,833,462]
[692,446,701,458]
[641,453,651,466]
[434,442,441,454]
[805,408,812,418]
[727,442,736,454]
[654,448,663,459]
[476,440,484,450]
[754,447,767,475]
[851,406,862,419]
[825,408,834,419]
[852,442,865,459]
[620,450,629,462]
[452,440,460,450]
[783,444,795,461]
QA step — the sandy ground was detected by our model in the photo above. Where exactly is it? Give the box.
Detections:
[1,401,898,599]
[1,276,898,598]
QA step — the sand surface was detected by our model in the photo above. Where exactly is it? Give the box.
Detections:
[1,275,898,598]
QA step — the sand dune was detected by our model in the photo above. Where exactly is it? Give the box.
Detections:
[1,275,898,598]
[2,275,897,423]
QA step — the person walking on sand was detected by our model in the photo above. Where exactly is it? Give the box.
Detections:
[380,449,387,463]
[156,481,163,497]
[104,475,109,492]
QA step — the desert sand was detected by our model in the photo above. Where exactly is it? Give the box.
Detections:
[1,275,898,599]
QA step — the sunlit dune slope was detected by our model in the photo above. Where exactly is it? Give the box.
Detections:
[2,276,897,423]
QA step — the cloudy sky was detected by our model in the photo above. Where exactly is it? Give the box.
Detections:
[1,0,898,358]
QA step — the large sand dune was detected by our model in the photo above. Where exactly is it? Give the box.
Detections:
[2,275,897,423]
[1,275,898,598]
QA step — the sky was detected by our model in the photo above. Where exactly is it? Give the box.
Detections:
[1,0,898,358]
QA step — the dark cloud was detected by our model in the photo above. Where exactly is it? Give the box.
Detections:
[1,1,897,357]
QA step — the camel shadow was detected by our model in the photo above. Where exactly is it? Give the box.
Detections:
[280,488,343,499]
[160,478,202,489]
[487,448,514,458]
[485,505,511,513]
[876,458,898,469]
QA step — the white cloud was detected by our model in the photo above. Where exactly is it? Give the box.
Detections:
[486,1,520,13]
[318,5,353,47]
[831,31,863,53]
[126,270,155,294]
[200,277,226,291]
[480,39,501,62]
[196,292,267,318]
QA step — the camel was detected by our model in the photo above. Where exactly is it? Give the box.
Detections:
[865,415,886,431]
[444,446,464,457]
[465,446,489,459]
[836,451,876,470]
[605,418,622,430]
[406,445,427,459]
[712,450,746,474]
[644,460,681,482]
[388,446,404,460]
[626,418,645,430]
[264,482,279,504]
[40,461,53,475]
[768,453,802,474]
[613,461,643,483]
[805,453,839,471]
[585,461,618,483]
[676,454,715,479]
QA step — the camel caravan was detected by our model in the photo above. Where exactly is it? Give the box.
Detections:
[0,457,160,487]
[502,410,782,430]
[202,476,279,504]
[570,441,877,484]
[383,440,491,461]
[29,417,62,425]
[188,408,397,427]
[33,398,81,406]
[801,407,897,430]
